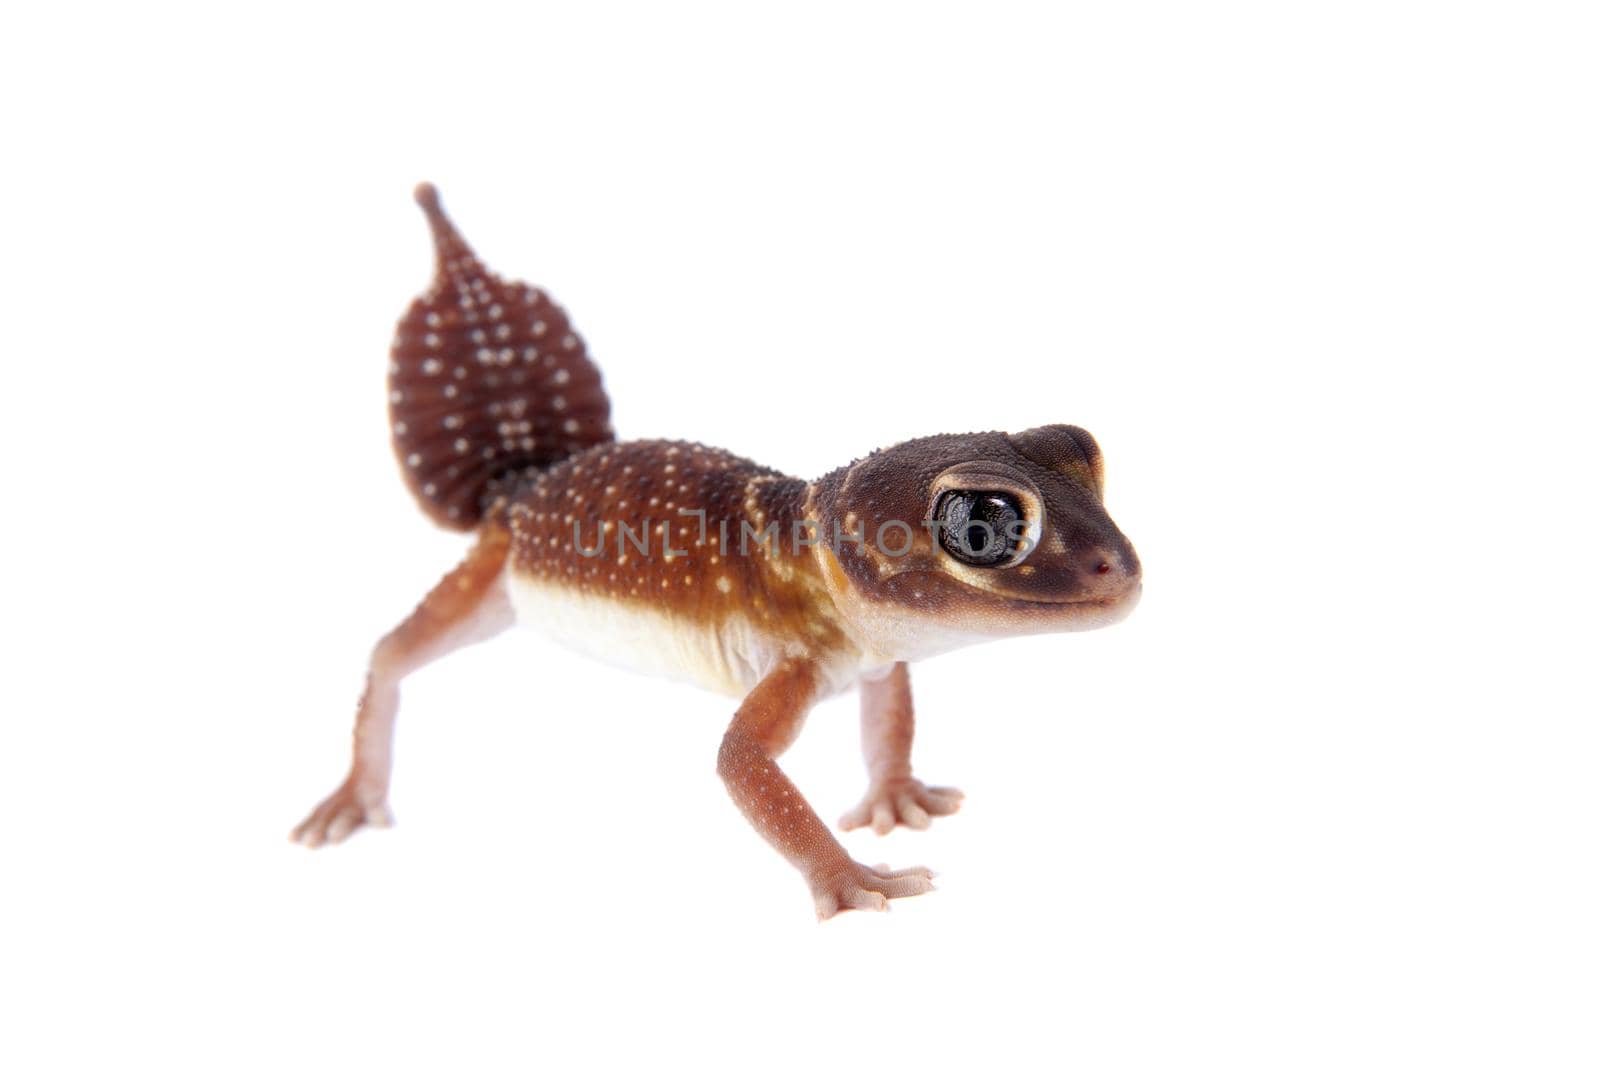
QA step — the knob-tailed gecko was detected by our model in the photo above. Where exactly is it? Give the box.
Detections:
[292,185,1143,919]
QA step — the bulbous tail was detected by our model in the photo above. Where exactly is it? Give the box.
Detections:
[387,183,613,530]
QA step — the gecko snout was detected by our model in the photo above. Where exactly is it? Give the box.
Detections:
[1081,544,1141,599]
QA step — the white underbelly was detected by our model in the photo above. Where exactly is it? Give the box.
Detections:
[506,574,779,697]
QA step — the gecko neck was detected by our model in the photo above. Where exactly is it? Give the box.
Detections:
[795,482,898,675]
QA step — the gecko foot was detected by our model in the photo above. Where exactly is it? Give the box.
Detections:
[290,776,393,848]
[810,861,937,920]
[839,777,963,835]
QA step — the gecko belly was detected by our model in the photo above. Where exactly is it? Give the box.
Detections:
[506,573,777,698]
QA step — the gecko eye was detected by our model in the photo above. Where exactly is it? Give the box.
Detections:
[935,490,1026,567]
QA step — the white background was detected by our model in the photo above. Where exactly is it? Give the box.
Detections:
[3,2,1596,1064]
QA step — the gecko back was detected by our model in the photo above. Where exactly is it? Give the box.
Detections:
[388,184,614,530]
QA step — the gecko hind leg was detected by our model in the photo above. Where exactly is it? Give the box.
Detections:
[291,523,513,848]
[839,662,964,835]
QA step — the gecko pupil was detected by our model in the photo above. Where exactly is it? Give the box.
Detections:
[936,490,1023,567]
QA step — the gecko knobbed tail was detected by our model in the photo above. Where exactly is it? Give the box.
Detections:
[387,183,614,530]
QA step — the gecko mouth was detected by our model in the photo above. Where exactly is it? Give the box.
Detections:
[1003,582,1142,609]
[998,582,1143,625]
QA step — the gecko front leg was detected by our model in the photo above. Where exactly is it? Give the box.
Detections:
[839,662,964,834]
[718,659,936,919]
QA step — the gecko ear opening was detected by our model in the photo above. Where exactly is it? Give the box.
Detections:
[1007,424,1105,499]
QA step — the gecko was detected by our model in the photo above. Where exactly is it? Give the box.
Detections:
[291,184,1143,919]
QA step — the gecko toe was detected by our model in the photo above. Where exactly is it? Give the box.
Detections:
[895,796,932,829]
[291,777,392,849]
[870,863,936,897]
[845,888,890,912]
[292,823,326,848]
[811,860,937,919]
[921,787,964,815]
[841,777,963,835]
[325,809,361,845]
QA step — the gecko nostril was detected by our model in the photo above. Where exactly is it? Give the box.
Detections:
[1095,560,1112,575]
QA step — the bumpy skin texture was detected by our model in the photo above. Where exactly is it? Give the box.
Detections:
[388,184,612,530]
[502,440,850,668]
[292,186,1142,920]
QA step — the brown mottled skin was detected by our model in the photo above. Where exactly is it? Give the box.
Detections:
[293,185,1143,920]
[503,442,849,660]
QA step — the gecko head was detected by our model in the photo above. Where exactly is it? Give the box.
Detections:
[811,425,1141,657]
